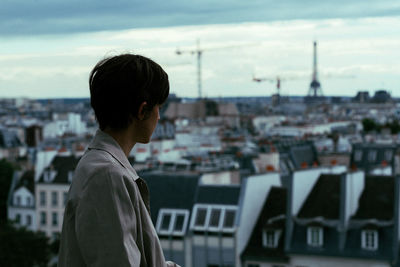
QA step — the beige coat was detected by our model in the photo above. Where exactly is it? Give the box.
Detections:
[58,130,175,267]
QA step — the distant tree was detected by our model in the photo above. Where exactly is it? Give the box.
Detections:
[0,159,15,223]
[0,222,51,267]
[389,120,400,134]
[362,118,377,133]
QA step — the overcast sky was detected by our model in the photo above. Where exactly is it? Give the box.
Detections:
[0,0,399,98]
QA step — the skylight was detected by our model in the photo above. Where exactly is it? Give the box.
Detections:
[190,204,237,233]
[156,209,189,236]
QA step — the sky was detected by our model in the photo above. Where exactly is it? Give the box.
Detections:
[0,0,399,98]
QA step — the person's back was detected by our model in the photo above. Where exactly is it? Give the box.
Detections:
[58,54,179,267]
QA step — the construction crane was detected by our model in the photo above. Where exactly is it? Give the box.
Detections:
[176,39,203,99]
[252,74,294,96]
[176,40,256,99]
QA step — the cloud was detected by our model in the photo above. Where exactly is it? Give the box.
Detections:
[1,0,399,35]
[0,17,399,98]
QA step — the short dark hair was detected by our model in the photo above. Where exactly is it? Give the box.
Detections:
[89,54,169,130]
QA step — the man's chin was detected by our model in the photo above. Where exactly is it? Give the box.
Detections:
[137,138,151,144]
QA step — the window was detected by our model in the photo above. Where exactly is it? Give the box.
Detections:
[361,230,378,250]
[384,150,393,162]
[209,208,222,229]
[63,192,68,206]
[26,215,32,226]
[368,150,377,162]
[223,209,236,228]
[15,196,21,206]
[52,212,58,226]
[307,226,323,247]
[354,150,363,162]
[160,213,172,231]
[156,209,189,236]
[190,204,237,232]
[44,170,56,182]
[173,213,186,232]
[51,191,58,207]
[194,207,208,227]
[40,211,46,226]
[40,191,46,206]
[26,196,31,206]
[262,229,281,248]
[15,213,21,224]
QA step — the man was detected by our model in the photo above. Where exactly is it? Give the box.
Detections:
[58,54,179,266]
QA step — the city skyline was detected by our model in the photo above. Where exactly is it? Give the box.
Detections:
[0,1,399,99]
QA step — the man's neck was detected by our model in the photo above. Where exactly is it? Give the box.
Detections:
[103,128,136,158]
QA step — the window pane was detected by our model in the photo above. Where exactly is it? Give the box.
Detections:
[354,150,363,161]
[209,208,221,228]
[368,150,377,162]
[161,213,171,231]
[385,150,393,161]
[266,230,275,246]
[41,212,46,225]
[52,192,58,206]
[223,210,236,228]
[40,191,46,206]
[52,212,58,226]
[195,208,207,227]
[26,215,32,226]
[174,214,185,232]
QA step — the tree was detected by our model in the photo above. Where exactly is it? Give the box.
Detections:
[362,118,377,133]
[0,159,14,223]
[0,222,51,267]
[388,120,400,134]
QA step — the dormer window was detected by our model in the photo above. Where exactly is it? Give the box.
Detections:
[15,195,21,206]
[361,230,378,251]
[44,170,56,182]
[26,196,31,206]
[190,204,237,233]
[156,209,189,236]
[307,226,323,247]
[262,229,281,248]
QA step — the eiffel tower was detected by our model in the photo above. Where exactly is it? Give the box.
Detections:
[306,41,324,103]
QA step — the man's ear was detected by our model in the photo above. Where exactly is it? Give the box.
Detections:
[137,101,148,120]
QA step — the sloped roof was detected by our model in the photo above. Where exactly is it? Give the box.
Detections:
[241,186,288,261]
[195,185,241,205]
[140,171,200,223]
[298,174,341,220]
[15,170,35,194]
[352,175,394,220]
[37,155,80,184]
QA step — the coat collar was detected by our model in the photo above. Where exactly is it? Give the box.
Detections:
[88,129,139,180]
